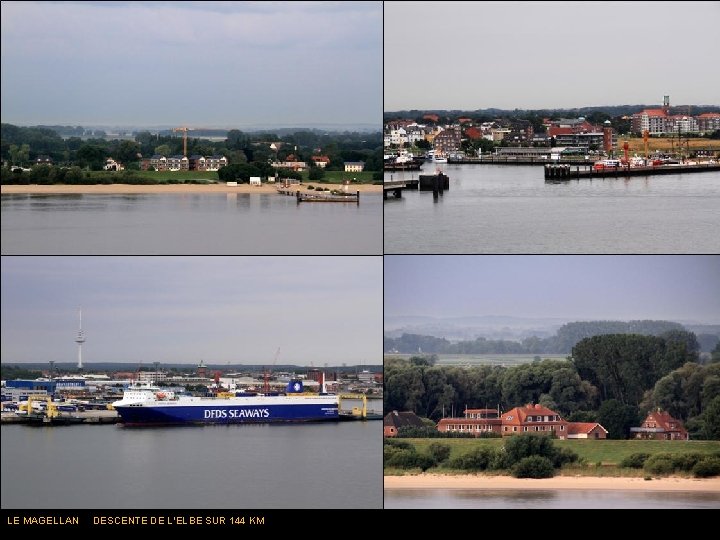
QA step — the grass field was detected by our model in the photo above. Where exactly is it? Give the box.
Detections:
[87,170,219,182]
[300,170,376,183]
[396,438,720,467]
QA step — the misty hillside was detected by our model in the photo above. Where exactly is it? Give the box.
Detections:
[384,320,719,354]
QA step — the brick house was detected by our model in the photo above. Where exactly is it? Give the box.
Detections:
[189,155,206,171]
[630,410,689,440]
[383,410,425,437]
[433,128,462,155]
[566,422,608,439]
[438,403,607,440]
[167,155,189,171]
[204,155,228,171]
[311,155,331,168]
[437,408,502,436]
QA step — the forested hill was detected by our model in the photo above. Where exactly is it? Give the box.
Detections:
[382,320,712,355]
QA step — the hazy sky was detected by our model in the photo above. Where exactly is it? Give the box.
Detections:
[0,1,382,127]
[1,256,382,365]
[384,1,720,111]
[385,256,720,323]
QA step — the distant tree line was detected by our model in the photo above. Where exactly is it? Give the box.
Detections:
[0,123,383,180]
[383,320,720,355]
[384,332,720,439]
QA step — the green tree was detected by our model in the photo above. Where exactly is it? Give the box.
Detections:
[76,144,106,169]
[512,456,555,478]
[154,144,172,156]
[699,396,720,440]
[9,143,30,164]
[308,167,325,181]
[597,399,639,439]
[427,442,451,465]
[115,140,141,164]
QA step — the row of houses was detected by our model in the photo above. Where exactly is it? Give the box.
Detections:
[631,97,720,135]
[270,155,365,173]
[384,405,688,441]
[141,154,228,172]
[384,116,616,155]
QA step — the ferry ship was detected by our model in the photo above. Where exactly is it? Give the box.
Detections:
[112,380,339,425]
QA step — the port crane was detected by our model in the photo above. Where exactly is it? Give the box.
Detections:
[172,126,192,157]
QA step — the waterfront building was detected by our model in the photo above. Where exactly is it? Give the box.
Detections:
[630,410,689,441]
[344,161,365,172]
[433,127,462,154]
[384,410,425,437]
[438,403,608,440]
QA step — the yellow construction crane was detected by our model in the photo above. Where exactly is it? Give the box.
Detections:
[173,126,192,157]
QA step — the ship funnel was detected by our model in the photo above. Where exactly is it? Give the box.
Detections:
[286,380,304,393]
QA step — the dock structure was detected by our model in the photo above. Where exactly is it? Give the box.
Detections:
[1,410,120,425]
[277,187,360,204]
[544,162,720,180]
[419,172,449,201]
[337,394,383,421]
[383,179,419,199]
[295,190,359,204]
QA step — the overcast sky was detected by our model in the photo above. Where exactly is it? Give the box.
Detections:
[385,256,720,323]
[385,1,720,111]
[1,257,382,365]
[0,1,382,127]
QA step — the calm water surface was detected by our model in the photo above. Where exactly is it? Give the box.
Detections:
[384,488,720,509]
[384,165,720,253]
[1,193,382,255]
[1,422,381,509]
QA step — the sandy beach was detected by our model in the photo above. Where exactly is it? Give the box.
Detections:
[384,474,720,492]
[0,183,382,195]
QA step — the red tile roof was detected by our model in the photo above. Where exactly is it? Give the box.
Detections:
[698,112,720,118]
[640,108,668,117]
[501,404,563,425]
[646,410,686,433]
[464,127,483,140]
[548,127,574,136]
[566,422,607,435]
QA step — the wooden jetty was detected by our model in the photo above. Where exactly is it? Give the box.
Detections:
[383,174,449,201]
[277,187,360,204]
[383,179,419,199]
[544,163,720,180]
[297,190,359,203]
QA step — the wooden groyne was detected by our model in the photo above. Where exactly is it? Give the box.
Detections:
[544,163,720,180]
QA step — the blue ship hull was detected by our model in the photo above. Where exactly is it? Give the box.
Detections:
[115,402,338,425]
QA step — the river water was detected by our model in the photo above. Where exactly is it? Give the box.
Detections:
[384,488,720,509]
[384,165,720,253]
[1,421,381,509]
[1,193,382,255]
